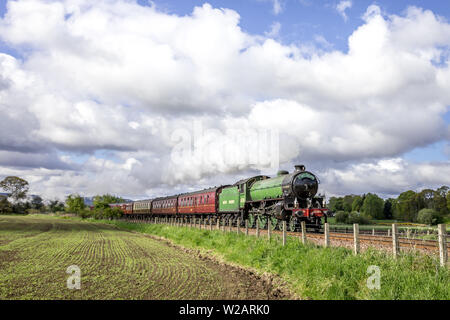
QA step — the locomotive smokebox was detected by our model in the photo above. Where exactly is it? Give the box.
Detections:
[292,171,318,199]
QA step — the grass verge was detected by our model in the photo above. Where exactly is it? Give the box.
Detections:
[98,219,449,300]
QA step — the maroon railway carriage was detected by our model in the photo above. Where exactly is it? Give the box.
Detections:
[109,202,133,215]
[177,186,228,216]
[152,196,177,215]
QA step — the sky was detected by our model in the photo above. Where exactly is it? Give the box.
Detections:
[0,0,449,201]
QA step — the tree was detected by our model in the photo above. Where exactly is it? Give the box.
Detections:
[343,195,355,213]
[328,197,344,212]
[0,176,29,203]
[352,196,363,212]
[361,193,384,220]
[335,211,348,224]
[433,186,449,217]
[416,189,435,210]
[91,194,124,219]
[31,196,44,211]
[48,200,65,213]
[394,190,418,222]
[0,197,12,214]
[93,194,124,210]
[417,208,442,225]
[383,198,394,219]
[447,190,450,212]
[65,194,85,214]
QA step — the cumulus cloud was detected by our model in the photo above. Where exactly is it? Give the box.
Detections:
[0,1,449,199]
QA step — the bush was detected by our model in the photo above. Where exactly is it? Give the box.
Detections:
[335,211,369,225]
[348,211,370,225]
[90,207,123,220]
[79,209,92,219]
[335,211,348,224]
[417,208,442,225]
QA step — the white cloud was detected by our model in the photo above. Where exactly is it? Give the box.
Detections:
[0,1,449,199]
[336,0,352,21]
[272,0,283,15]
[265,21,281,38]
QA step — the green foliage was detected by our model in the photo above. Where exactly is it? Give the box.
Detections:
[335,211,348,223]
[394,190,418,222]
[30,196,44,211]
[12,201,31,214]
[361,193,384,219]
[0,176,29,202]
[0,197,13,214]
[347,211,370,224]
[417,208,442,225]
[328,197,343,212]
[48,200,65,213]
[93,194,124,210]
[383,198,394,219]
[342,195,356,212]
[90,194,124,219]
[352,196,363,212]
[434,186,449,216]
[335,211,369,224]
[65,194,85,214]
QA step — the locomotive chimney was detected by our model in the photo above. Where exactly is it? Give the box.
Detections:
[294,165,306,172]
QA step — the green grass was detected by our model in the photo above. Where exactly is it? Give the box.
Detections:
[98,219,450,300]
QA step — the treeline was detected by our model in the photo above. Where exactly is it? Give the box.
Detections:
[0,175,124,219]
[328,186,449,225]
[65,194,124,219]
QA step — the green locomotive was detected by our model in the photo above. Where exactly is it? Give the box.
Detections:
[218,165,327,231]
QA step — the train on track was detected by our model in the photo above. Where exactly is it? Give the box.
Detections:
[110,165,329,232]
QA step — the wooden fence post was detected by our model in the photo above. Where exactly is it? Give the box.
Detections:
[267,219,271,241]
[237,218,240,234]
[324,222,330,247]
[245,219,249,236]
[392,224,399,259]
[217,218,220,230]
[353,223,360,255]
[372,228,375,236]
[387,229,391,237]
[229,219,232,232]
[438,224,448,267]
[256,219,260,238]
[282,221,286,246]
[301,221,306,245]
[209,218,212,231]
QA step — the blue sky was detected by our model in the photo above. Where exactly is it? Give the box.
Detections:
[145,0,450,51]
[0,0,449,199]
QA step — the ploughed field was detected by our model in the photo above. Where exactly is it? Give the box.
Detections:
[0,215,280,299]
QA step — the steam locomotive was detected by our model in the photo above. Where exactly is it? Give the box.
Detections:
[111,165,328,231]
